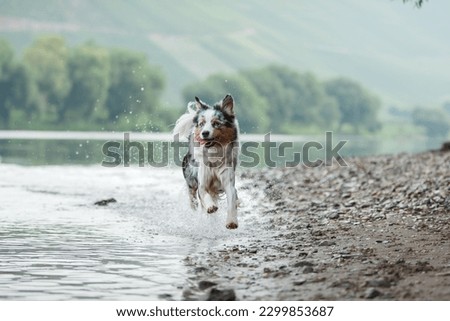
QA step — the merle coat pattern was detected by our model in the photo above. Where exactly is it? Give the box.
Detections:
[173,95,239,229]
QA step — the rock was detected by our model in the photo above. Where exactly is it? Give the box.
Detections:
[311,230,324,237]
[311,276,327,283]
[293,261,314,268]
[328,212,340,219]
[303,266,314,274]
[344,200,357,207]
[318,240,336,246]
[272,270,291,278]
[365,288,382,299]
[366,278,391,288]
[440,141,450,152]
[198,280,217,290]
[194,266,208,273]
[182,289,194,300]
[207,288,236,301]
[293,279,306,286]
[94,198,117,206]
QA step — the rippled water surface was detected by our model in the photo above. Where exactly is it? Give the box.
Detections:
[0,165,258,300]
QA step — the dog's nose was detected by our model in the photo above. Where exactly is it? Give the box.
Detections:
[202,131,210,138]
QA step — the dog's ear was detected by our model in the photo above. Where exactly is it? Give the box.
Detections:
[195,96,209,111]
[221,94,234,115]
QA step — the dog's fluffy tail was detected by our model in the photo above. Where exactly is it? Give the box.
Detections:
[173,101,197,139]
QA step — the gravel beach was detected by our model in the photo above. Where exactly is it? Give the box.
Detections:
[183,148,450,300]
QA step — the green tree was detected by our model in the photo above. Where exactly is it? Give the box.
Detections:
[324,78,381,133]
[183,73,270,133]
[63,43,110,123]
[242,65,340,133]
[23,36,71,123]
[0,39,15,126]
[0,40,36,128]
[0,39,14,79]
[412,107,450,138]
[106,49,165,130]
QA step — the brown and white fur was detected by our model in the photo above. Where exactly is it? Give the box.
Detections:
[173,94,239,229]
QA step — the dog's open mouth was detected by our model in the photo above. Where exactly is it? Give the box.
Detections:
[201,138,215,147]
[195,135,215,147]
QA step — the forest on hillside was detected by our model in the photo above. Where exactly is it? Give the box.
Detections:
[1,36,449,136]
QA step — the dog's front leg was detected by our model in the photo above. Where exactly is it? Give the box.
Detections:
[220,168,238,229]
[197,166,218,214]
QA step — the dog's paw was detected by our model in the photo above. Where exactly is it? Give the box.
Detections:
[226,222,238,229]
[190,201,198,210]
[207,205,218,214]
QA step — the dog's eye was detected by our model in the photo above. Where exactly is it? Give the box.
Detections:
[198,121,205,127]
[212,121,222,128]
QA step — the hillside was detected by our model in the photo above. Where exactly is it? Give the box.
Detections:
[1,0,449,107]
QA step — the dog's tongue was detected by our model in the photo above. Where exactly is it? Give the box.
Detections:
[195,134,208,145]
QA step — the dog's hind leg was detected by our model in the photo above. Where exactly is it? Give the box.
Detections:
[188,185,198,209]
[182,153,199,210]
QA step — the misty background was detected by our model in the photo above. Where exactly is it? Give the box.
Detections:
[1,0,449,139]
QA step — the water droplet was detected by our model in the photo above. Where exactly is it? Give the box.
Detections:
[141,87,144,91]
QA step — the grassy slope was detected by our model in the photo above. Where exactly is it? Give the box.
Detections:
[1,0,449,108]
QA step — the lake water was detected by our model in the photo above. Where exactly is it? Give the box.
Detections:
[0,131,443,300]
[0,163,269,300]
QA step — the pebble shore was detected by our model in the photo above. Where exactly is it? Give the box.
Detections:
[183,148,450,300]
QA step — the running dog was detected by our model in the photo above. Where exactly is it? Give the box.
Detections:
[173,94,239,229]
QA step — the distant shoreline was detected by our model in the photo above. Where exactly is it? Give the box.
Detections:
[0,130,319,142]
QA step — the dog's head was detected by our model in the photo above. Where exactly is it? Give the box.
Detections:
[192,94,237,147]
